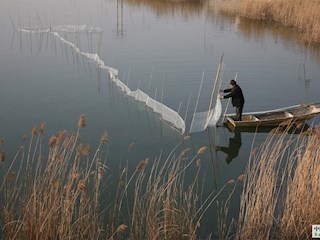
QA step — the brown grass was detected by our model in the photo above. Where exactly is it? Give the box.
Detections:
[0,114,227,239]
[213,0,320,44]
[4,115,319,239]
[223,123,320,239]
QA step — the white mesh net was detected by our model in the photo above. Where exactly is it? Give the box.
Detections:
[18,25,185,134]
[189,96,222,133]
[53,25,102,33]
[189,111,209,133]
[109,73,185,133]
[208,97,222,127]
[146,98,162,114]
[18,25,102,33]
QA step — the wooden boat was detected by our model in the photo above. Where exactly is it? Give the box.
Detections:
[224,103,320,128]
[225,123,311,134]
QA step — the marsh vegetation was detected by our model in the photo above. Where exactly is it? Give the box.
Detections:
[211,0,320,44]
[1,116,319,239]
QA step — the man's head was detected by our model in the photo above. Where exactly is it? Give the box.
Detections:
[229,79,237,89]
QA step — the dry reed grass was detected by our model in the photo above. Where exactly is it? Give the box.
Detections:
[212,0,320,44]
[5,115,318,239]
[221,123,320,239]
[0,114,226,239]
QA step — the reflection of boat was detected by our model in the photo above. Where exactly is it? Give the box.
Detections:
[225,123,310,134]
[224,103,320,128]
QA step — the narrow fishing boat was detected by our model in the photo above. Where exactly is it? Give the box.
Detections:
[224,103,320,128]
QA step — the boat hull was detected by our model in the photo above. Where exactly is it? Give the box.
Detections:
[224,103,320,128]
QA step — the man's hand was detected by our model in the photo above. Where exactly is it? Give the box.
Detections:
[219,89,223,93]
[219,96,224,99]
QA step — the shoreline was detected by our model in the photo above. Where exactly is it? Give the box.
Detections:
[207,0,320,45]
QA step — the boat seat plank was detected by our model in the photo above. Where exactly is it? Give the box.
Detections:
[253,116,260,121]
[285,111,294,118]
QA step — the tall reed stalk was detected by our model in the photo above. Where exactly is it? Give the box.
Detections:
[0,115,226,239]
[223,123,320,239]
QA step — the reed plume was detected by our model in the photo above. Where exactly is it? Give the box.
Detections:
[49,135,57,148]
[116,224,128,234]
[78,114,86,128]
[84,144,91,155]
[197,146,207,155]
[128,142,135,151]
[31,125,38,136]
[0,114,223,240]
[227,179,235,185]
[237,174,245,182]
[0,152,6,162]
[100,131,109,144]
[195,158,201,168]
[77,179,87,191]
[40,121,46,135]
[136,158,148,172]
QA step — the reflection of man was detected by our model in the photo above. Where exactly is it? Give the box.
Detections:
[215,132,242,164]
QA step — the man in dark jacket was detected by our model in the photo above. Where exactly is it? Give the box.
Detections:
[219,79,245,121]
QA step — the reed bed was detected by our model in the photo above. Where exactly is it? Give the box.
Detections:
[229,123,320,239]
[212,0,320,44]
[3,115,319,239]
[0,115,228,239]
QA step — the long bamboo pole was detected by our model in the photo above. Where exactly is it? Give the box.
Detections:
[218,63,226,94]
[189,71,205,133]
[184,92,192,122]
[207,53,224,120]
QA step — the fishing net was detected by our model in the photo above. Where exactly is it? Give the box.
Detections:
[110,73,185,133]
[18,25,185,134]
[18,25,102,33]
[53,25,102,33]
[208,96,222,127]
[189,111,209,133]
[146,97,163,114]
[189,96,222,133]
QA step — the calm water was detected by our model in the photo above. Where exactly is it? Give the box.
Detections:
[1,0,320,236]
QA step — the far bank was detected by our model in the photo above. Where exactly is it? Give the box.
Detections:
[208,0,320,44]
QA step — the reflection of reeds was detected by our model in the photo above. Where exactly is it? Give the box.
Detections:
[0,115,226,239]
[225,124,320,239]
[126,0,204,17]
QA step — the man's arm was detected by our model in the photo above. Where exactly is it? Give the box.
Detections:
[219,88,233,99]
[223,92,234,99]
[223,87,240,99]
